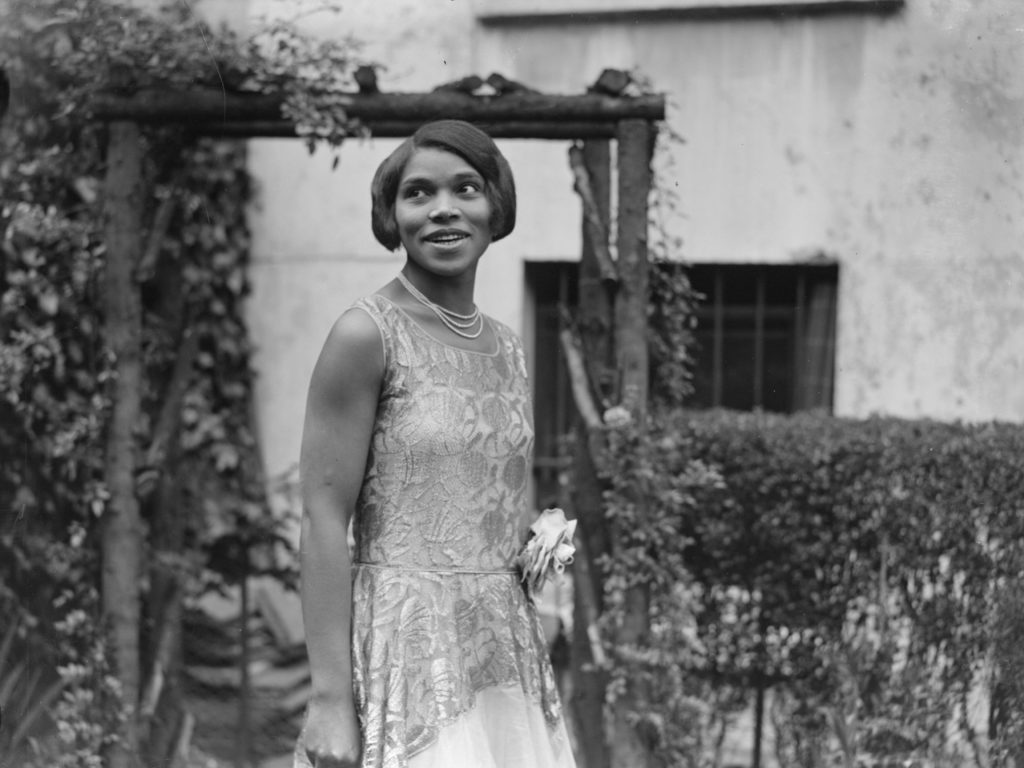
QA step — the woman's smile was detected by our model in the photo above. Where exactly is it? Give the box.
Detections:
[423,228,470,247]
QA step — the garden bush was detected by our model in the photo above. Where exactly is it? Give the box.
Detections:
[602,408,1024,767]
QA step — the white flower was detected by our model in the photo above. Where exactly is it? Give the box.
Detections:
[517,507,577,594]
[603,405,633,428]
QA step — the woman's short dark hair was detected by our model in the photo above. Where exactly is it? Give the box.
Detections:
[370,120,517,251]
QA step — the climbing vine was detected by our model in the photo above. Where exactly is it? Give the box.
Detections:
[0,0,370,763]
[647,121,700,410]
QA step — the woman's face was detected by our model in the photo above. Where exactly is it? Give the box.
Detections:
[394,147,493,279]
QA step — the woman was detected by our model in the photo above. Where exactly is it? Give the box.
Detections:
[295,120,576,768]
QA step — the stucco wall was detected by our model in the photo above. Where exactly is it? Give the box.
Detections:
[241,0,1024,475]
[474,0,1024,423]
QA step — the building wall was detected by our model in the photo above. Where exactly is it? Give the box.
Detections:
[473,0,1024,422]
[239,0,1024,476]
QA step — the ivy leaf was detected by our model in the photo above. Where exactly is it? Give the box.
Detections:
[226,267,245,296]
[213,443,239,473]
[71,177,98,204]
[38,289,59,315]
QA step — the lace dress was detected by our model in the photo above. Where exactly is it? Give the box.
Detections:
[296,294,576,768]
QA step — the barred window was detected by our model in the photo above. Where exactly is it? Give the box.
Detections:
[688,263,838,413]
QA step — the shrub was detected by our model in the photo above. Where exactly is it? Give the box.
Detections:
[602,408,1024,766]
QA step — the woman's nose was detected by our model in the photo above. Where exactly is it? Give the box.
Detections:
[428,192,459,221]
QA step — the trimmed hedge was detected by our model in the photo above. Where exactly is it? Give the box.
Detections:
[603,408,1024,765]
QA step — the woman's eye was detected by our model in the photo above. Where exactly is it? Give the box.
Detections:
[459,182,481,194]
[403,187,428,200]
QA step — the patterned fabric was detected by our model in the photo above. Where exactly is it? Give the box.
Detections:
[348,294,564,768]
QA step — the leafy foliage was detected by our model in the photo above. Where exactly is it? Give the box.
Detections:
[1,0,368,146]
[0,0,369,762]
[599,408,1024,766]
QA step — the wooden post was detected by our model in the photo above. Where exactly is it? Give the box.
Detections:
[571,138,615,768]
[613,118,653,417]
[609,117,656,768]
[101,119,146,768]
[576,140,617,399]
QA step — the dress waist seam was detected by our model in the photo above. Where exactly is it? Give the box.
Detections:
[353,561,518,575]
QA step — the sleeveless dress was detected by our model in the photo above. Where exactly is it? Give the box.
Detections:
[295,294,576,768]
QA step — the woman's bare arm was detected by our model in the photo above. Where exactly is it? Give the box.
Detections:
[298,308,383,766]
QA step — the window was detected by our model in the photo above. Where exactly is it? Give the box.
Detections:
[526,262,578,506]
[687,263,838,413]
[528,261,838,497]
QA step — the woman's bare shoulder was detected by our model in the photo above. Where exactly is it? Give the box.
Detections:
[312,305,385,389]
[334,303,383,343]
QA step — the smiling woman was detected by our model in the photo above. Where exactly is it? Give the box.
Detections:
[294,120,577,768]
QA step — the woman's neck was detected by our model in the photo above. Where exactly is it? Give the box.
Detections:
[401,262,478,315]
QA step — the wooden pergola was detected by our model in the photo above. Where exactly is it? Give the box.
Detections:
[93,85,664,138]
[94,73,665,768]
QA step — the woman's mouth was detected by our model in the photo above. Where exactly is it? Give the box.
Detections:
[424,230,469,246]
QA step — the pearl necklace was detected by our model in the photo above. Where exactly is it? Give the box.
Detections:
[396,272,484,339]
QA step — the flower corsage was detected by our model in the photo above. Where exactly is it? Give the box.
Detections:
[516,507,577,595]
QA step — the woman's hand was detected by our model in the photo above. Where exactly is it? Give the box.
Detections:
[298,696,361,768]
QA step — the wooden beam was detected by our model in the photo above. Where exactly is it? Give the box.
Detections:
[92,89,665,127]
[198,119,619,139]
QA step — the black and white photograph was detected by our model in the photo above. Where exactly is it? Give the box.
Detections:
[1,0,1022,766]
